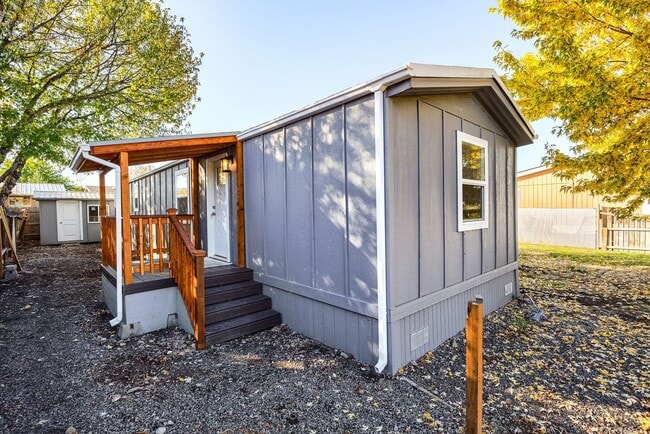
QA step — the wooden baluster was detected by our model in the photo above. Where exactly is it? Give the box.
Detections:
[156,218,163,272]
[148,217,154,274]
[137,218,144,275]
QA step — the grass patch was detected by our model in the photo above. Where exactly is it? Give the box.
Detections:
[519,243,650,267]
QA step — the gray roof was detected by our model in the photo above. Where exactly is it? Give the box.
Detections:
[238,63,536,146]
[12,183,66,196]
[32,191,115,201]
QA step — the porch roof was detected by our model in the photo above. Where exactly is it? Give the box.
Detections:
[71,132,240,173]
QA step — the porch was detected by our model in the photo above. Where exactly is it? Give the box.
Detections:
[70,133,281,348]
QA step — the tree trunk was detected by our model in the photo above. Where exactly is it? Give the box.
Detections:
[0,153,26,205]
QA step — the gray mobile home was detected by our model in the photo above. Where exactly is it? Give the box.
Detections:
[71,63,533,373]
[239,64,534,372]
[33,191,115,245]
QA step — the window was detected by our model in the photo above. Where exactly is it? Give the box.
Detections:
[457,131,489,231]
[175,168,189,214]
[88,204,100,223]
[132,183,139,212]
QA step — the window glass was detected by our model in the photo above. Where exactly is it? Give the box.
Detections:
[175,169,189,214]
[88,204,100,223]
[132,183,139,212]
[462,185,484,221]
[462,142,485,181]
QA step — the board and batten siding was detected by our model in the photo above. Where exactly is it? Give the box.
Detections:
[130,160,188,216]
[244,95,379,365]
[385,94,519,371]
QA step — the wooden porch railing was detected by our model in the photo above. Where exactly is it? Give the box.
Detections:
[101,216,117,269]
[167,208,206,349]
[100,214,195,277]
[130,214,193,275]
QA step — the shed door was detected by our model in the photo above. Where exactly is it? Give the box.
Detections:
[56,200,82,242]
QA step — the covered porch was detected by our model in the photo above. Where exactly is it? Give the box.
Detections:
[71,133,249,348]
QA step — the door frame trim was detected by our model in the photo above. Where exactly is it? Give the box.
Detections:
[206,154,232,262]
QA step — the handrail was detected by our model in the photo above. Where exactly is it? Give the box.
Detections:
[167,208,206,349]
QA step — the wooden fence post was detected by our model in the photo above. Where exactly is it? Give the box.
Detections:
[466,296,484,434]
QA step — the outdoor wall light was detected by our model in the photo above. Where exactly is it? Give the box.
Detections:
[220,156,233,173]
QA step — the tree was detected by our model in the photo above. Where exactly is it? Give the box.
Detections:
[0,0,201,203]
[0,157,81,190]
[492,0,650,216]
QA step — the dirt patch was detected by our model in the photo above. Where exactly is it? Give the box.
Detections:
[0,243,648,433]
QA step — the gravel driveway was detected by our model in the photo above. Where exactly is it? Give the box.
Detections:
[0,243,648,433]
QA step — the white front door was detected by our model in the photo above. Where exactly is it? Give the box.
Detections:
[208,159,231,263]
[57,200,82,242]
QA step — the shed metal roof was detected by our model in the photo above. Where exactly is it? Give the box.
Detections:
[32,191,115,201]
[12,183,66,196]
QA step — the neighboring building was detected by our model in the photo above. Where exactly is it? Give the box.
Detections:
[7,183,66,207]
[71,64,535,373]
[517,166,623,209]
[84,185,116,196]
[32,191,115,245]
[517,166,650,250]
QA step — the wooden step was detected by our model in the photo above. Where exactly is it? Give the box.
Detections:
[205,309,282,345]
[204,266,253,288]
[205,294,272,325]
[204,281,262,305]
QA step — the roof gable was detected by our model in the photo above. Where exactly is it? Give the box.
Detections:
[239,63,535,146]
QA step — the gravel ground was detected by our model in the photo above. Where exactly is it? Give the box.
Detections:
[0,243,648,433]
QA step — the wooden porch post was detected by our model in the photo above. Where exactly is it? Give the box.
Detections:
[99,171,107,217]
[190,157,200,246]
[466,297,484,434]
[236,140,246,268]
[119,152,133,285]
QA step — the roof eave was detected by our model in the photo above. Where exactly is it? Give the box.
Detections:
[388,71,535,147]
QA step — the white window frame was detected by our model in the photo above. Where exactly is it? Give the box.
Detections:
[457,131,489,232]
[132,183,139,212]
[87,203,101,223]
[175,168,190,214]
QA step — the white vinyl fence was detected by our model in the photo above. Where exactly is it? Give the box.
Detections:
[518,208,598,249]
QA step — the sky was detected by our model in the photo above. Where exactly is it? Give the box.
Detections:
[158,0,572,172]
[78,0,571,186]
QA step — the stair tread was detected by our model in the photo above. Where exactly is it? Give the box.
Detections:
[205,280,261,294]
[205,294,269,314]
[204,266,252,277]
[205,309,281,334]
[204,268,254,287]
